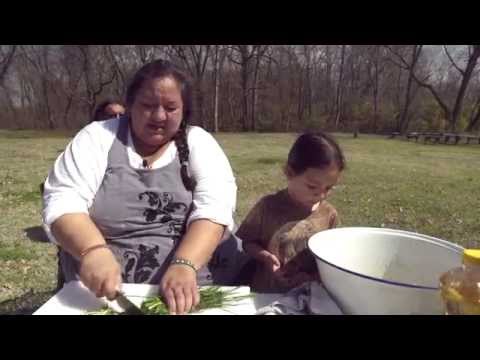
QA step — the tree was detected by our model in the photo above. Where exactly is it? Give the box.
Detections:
[169,45,212,129]
[20,45,59,129]
[465,72,480,131]
[211,45,230,132]
[387,45,480,132]
[334,45,346,129]
[384,45,423,133]
[228,45,270,132]
[77,45,118,121]
[0,45,16,85]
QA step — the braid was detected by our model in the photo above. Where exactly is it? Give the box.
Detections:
[174,122,196,192]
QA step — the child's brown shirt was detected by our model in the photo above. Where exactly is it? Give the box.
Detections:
[236,189,338,292]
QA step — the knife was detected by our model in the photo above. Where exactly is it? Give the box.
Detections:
[112,291,145,315]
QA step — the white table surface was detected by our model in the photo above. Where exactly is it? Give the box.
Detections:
[33,281,283,315]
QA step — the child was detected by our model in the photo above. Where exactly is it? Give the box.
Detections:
[236,132,345,293]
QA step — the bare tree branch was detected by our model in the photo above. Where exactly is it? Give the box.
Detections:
[170,46,195,75]
[0,45,17,84]
[443,45,465,76]
[384,45,410,69]
[385,45,450,117]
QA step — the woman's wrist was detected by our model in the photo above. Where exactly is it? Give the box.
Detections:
[79,243,110,261]
[170,257,198,273]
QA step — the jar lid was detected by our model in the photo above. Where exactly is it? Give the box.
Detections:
[463,249,480,265]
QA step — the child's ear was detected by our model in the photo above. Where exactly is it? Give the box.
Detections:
[284,165,295,179]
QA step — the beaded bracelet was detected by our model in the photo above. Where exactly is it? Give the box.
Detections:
[171,258,197,273]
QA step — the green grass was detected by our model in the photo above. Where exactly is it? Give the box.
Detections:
[1,130,480,313]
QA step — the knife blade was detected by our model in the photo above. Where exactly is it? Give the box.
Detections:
[112,291,145,315]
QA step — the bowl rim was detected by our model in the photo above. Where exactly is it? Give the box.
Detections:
[307,227,464,291]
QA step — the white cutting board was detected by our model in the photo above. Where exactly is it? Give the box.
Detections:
[33,281,282,315]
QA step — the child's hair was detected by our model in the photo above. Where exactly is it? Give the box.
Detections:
[287,132,345,175]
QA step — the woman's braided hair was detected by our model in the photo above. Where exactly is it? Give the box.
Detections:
[126,59,196,191]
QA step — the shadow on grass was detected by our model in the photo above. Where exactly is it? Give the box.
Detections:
[0,289,56,315]
[24,226,49,243]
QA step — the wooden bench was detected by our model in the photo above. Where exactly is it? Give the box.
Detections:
[465,135,480,144]
[423,132,444,144]
[443,133,461,145]
[406,131,479,145]
[388,132,401,139]
[406,132,420,141]
[444,133,480,145]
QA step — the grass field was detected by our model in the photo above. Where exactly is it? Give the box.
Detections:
[1,129,479,314]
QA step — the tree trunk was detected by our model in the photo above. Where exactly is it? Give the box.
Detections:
[305,47,312,120]
[241,61,249,131]
[334,45,346,129]
[297,73,305,127]
[212,46,220,133]
[450,45,480,131]
[251,54,261,132]
[398,46,422,133]
[0,45,16,85]
[195,80,205,129]
[325,46,333,116]
[373,47,379,133]
[465,97,480,131]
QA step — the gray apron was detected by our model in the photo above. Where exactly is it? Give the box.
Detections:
[59,119,248,286]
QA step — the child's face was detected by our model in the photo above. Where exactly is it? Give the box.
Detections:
[286,164,341,210]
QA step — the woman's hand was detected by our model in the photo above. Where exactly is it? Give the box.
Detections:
[79,248,122,300]
[160,265,200,315]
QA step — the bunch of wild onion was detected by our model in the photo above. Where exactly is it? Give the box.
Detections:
[141,286,253,315]
[87,306,120,315]
[86,286,252,315]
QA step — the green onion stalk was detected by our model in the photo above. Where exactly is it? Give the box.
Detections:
[86,286,253,315]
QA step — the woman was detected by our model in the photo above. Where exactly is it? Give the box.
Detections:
[42,59,242,314]
[92,100,126,122]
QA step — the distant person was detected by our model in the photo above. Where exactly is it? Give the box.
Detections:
[236,132,346,293]
[92,100,126,122]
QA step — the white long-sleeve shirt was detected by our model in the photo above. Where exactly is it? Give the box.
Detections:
[42,119,237,243]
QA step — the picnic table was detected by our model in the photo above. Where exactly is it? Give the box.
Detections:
[464,134,480,144]
[422,132,444,144]
[443,133,480,144]
[406,132,420,141]
[404,131,480,145]
[388,132,401,139]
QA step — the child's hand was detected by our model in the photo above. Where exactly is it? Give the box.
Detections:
[258,250,281,273]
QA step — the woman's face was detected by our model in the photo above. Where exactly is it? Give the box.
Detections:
[105,103,125,119]
[130,76,184,150]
